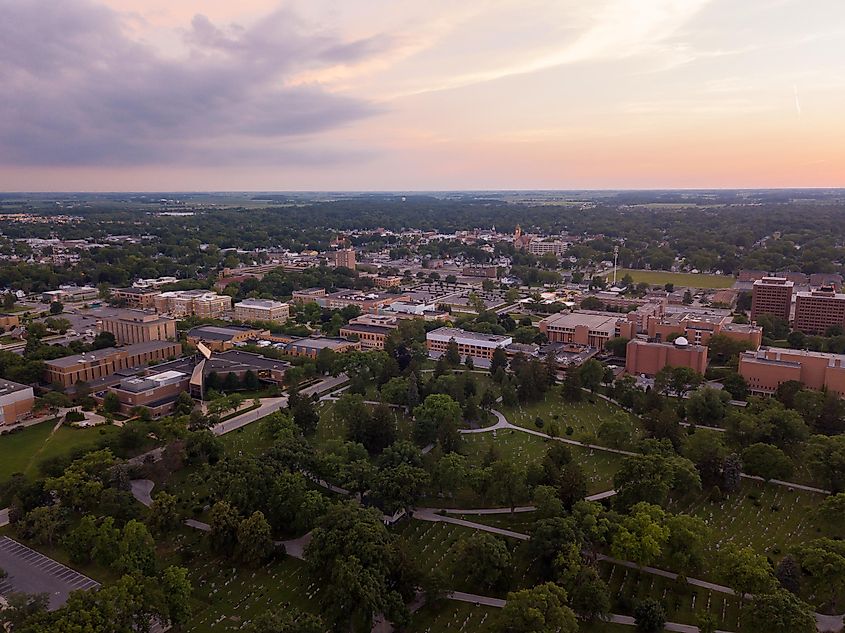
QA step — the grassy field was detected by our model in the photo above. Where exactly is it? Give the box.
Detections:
[461,431,622,495]
[599,561,746,631]
[395,519,535,597]
[406,601,497,633]
[0,420,119,484]
[605,268,735,289]
[500,396,642,447]
[669,478,825,569]
[163,533,320,633]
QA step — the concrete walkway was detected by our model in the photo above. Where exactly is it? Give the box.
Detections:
[130,479,155,507]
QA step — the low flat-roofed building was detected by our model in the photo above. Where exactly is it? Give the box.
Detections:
[339,322,395,350]
[538,311,634,349]
[644,311,762,349]
[284,336,360,358]
[625,338,708,377]
[234,298,290,323]
[154,290,232,318]
[739,347,845,396]
[186,325,268,352]
[108,369,190,418]
[0,379,34,425]
[97,309,177,345]
[372,276,402,288]
[291,288,327,304]
[110,287,161,310]
[426,327,512,362]
[387,299,437,315]
[44,340,182,388]
[463,265,498,278]
[41,285,98,303]
[322,290,408,314]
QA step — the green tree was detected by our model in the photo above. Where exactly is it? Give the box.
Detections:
[93,516,121,567]
[686,387,729,425]
[115,519,156,575]
[147,492,180,535]
[413,393,463,450]
[578,359,604,393]
[456,533,512,590]
[568,567,610,622]
[209,500,240,557]
[634,598,666,632]
[745,589,816,633]
[159,565,193,627]
[49,300,64,314]
[495,582,578,633]
[305,503,410,631]
[718,544,777,599]
[665,513,709,573]
[243,606,325,633]
[102,391,121,414]
[742,443,793,481]
[489,459,528,511]
[611,502,669,567]
[237,511,274,567]
[445,338,461,366]
[64,514,98,564]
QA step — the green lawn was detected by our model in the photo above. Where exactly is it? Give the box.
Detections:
[669,478,825,570]
[599,561,746,631]
[395,519,535,597]
[461,431,622,495]
[0,420,119,484]
[151,528,321,633]
[604,269,735,289]
[406,601,497,633]
[500,396,642,447]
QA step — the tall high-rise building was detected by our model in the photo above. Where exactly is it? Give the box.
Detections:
[330,248,356,270]
[751,277,793,322]
[794,287,845,335]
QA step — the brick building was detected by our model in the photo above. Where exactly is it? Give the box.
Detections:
[234,298,290,323]
[625,338,708,377]
[751,277,793,321]
[0,380,34,425]
[154,290,232,318]
[426,327,512,363]
[111,287,161,310]
[97,310,177,345]
[793,287,845,335]
[739,348,845,396]
[44,341,182,388]
[538,311,635,350]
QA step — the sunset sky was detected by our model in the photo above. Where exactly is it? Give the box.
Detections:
[1,0,844,191]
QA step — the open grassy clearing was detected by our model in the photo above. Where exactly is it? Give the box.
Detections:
[668,478,825,569]
[500,396,642,447]
[599,561,746,632]
[461,431,622,495]
[604,268,735,289]
[0,419,118,484]
[162,532,320,633]
[395,519,535,597]
[406,601,497,633]
[452,511,538,533]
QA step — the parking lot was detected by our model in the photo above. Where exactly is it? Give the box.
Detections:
[0,536,99,609]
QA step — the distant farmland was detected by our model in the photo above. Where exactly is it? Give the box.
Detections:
[605,268,736,289]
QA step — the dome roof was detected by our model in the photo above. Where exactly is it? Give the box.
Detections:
[674,336,689,347]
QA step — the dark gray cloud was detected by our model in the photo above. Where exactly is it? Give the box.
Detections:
[0,0,386,167]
